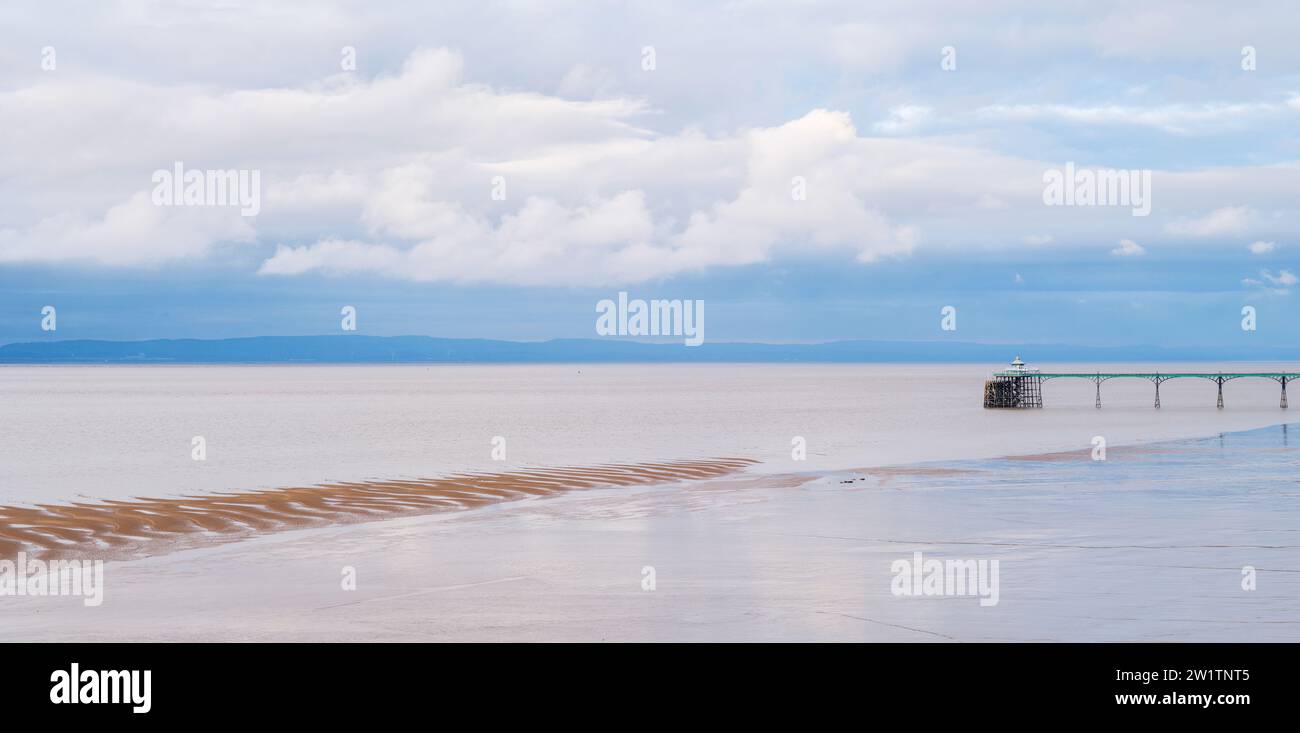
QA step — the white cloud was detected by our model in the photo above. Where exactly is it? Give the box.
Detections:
[2,32,1300,284]
[1261,269,1297,286]
[0,193,254,266]
[1111,239,1146,256]
[262,109,923,284]
[872,105,933,134]
[1243,269,1297,295]
[1166,206,1257,237]
[1248,240,1276,254]
[262,192,663,285]
[668,110,921,269]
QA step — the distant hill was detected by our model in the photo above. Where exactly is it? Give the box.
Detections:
[2,335,1297,364]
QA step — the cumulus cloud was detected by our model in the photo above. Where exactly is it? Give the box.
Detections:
[1248,240,1276,254]
[0,47,653,272]
[261,110,922,284]
[3,33,1300,285]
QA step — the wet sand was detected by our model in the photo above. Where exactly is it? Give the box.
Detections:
[4,427,1297,643]
[3,425,1299,642]
[0,458,756,561]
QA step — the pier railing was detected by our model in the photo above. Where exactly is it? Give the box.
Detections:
[984,371,1300,409]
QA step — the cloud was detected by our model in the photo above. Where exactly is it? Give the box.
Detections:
[0,47,652,271]
[4,37,1300,285]
[0,193,254,266]
[1166,206,1257,237]
[261,192,663,285]
[1248,240,1276,254]
[1111,239,1146,256]
[1260,269,1297,286]
[977,101,1289,134]
[872,105,933,134]
[261,110,922,284]
[1243,268,1297,294]
[668,110,921,269]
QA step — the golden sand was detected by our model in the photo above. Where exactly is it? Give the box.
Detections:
[0,458,757,561]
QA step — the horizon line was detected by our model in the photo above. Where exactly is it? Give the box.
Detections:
[3,334,1299,365]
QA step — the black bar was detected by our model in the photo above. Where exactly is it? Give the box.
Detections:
[1,643,1285,720]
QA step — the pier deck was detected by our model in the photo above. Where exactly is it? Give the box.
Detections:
[983,358,1300,409]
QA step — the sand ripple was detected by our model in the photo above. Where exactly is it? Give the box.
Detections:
[0,458,756,561]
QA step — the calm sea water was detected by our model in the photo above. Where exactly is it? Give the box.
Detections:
[0,365,1296,640]
[0,363,1293,504]
[2,422,1294,641]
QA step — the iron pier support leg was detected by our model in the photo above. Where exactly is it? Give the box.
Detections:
[1217,378,1224,409]
[1282,377,1289,409]
[1095,378,1102,409]
[1154,381,1161,409]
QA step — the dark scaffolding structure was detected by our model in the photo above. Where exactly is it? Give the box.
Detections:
[983,374,1043,409]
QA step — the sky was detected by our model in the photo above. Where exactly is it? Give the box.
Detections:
[1,0,1299,348]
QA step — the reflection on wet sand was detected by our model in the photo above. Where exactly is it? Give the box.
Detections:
[0,458,757,561]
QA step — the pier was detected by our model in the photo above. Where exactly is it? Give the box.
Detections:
[983,356,1300,409]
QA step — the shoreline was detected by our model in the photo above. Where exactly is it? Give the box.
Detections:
[3,421,1296,642]
[2,418,1288,566]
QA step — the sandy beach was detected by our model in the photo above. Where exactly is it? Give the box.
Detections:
[0,458,756,561]
[3,425,1297,642]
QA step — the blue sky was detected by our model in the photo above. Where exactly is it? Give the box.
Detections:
[2,1,1298,347]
